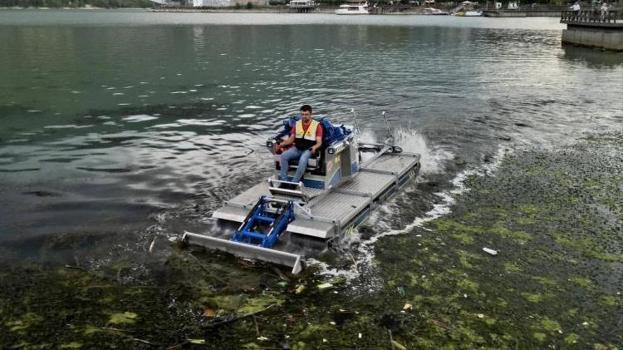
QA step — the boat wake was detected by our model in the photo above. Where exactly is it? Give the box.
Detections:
[309,128,509,289]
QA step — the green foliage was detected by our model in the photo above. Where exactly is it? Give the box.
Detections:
[0,0,154,8]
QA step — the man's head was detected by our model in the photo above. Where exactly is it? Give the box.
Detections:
[300,105,313,122]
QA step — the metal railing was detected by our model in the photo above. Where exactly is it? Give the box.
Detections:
[288,0,316,8]
[561,10,619,24]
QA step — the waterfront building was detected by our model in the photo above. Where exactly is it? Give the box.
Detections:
[288,0,316,12]
[192,0,268,6]
[192,0,231,6]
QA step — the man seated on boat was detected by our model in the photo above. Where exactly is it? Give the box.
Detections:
[276,104,323,184]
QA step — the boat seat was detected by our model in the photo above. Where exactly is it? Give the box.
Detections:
[275,147,326,176]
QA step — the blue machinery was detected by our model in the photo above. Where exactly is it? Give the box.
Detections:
[231,196,294,248]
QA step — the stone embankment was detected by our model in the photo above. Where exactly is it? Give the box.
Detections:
[561,10,623,51]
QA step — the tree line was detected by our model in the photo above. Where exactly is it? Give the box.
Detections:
[0,0,572,8]
[0,0,154,8]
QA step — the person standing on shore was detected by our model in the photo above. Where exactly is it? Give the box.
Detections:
[571,1,581,14]
[600,1,609,20]
[569,1,581,20]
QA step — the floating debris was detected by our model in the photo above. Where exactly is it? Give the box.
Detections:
[148,238,156,254]
[482,247,498,256]
[317,283,333,290]
[202,308,216,318]
[391,340,407,350]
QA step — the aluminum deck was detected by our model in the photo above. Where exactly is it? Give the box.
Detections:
[213,152,420,240]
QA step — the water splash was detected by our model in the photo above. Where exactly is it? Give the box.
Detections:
[310,134,510,287]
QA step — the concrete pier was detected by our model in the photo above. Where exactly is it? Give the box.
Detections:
[560,10,623,51]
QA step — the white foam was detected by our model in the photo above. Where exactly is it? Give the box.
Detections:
[308,129,509,286]
[393,127,454,175]
[122,114,158,123]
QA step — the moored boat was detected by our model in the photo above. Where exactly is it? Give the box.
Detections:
[335,2,369,15]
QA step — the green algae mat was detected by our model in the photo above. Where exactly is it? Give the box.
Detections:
[1,132,622,349]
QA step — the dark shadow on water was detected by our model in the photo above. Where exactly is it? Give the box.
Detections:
[561,45,623,68]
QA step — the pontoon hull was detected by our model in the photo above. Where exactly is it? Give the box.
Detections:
[198,151,421,273]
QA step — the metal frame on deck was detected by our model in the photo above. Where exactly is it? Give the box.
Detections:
[189,115,421,273]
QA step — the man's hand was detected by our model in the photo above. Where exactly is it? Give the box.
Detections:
[310,147,317,156]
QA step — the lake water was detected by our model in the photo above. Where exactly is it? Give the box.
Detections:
[0,11,620,254]
[1,11,622,250]
[1,9,623,348]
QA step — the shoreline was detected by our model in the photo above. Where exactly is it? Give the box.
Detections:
[0,6,564,16]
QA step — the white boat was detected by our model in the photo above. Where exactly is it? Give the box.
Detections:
[335,2,369,15]
[423,7,449,15]
[463,10,483,16]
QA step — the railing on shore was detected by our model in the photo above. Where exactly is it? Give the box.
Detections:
[561,10,619,24]
[287,0,316,12]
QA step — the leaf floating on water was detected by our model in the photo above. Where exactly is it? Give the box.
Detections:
[187,338,206,345]
[108,312,138,325]
[83,325,101,336]
[238,294,282,314]
[202,308,216,318]
[402,303,413,312]
[295,284,306,294]
[317,283,333,290]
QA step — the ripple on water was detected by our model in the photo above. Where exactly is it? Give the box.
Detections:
[176,119,225,127]
[174,141,198,151]
[122,114,158,123]
[149,123,181,129]
[44,124,93,129]
[75,166,132,173]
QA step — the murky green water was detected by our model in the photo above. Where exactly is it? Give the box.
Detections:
[0,10,622,348]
